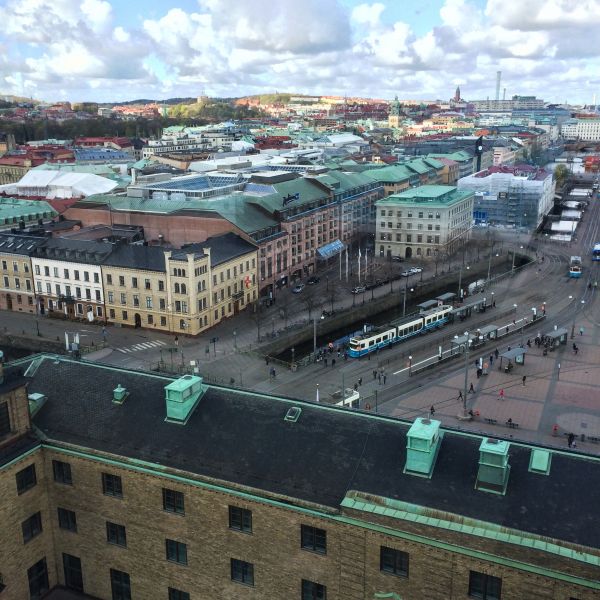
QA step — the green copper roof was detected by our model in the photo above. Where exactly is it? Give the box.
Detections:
[0,198,58,223]
[363,164,413,184]
[378,185,474,207]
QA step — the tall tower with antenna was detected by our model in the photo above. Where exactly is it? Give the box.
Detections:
[495,71,502,102]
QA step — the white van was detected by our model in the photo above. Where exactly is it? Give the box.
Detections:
[468,279,486,295]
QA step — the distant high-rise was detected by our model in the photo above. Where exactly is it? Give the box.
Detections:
[495,71,502,101]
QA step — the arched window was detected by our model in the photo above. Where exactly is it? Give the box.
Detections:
[181,283,187,294]
[174,283,180,294]
[416,248,422,256]
[426,248,431,257]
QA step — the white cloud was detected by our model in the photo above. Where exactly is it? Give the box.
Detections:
[1,0,600,103]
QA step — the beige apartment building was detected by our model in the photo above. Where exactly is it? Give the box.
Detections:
[102,233,258,335]
[376,185,474,260]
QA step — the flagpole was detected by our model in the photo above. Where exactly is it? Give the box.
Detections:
[345,248,349,282]
[358,247,362,283]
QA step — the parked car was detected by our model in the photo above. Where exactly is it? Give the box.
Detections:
[401,270,412,277]
[321,309,336,318]
[409,267,423,274]
[291,283,305,294]
[307,276,320,285]
[351,285,366,294]
[392,256,405,262]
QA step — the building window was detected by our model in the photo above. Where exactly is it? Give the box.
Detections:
[122,310,128,321]
[229,506,252,533]
[62,553,83,592]
[302,579,327,600]
[168,587,190,600]
[106,274,113,285]
[52,460,72,485]
[16,464,37,495]
[230,558,254,586]
[162,488,185,514]
[106,521,127,547]
[102,472,123,498]
[144,279,151,290]
[110,568,131,600]
[160,316,167,326]
[158,280,165,291]
[380,546,409,577]
[166,539,188,565]
[132,295,139,307]
[0,401,10,437]
[301,524,327,554]
[468,571,502,600]
[119,276,125,286]
[27,558,49,599]
[58,507,77,532]
[22,511,43,543]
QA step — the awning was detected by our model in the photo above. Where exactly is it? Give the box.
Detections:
[317,239,345,259]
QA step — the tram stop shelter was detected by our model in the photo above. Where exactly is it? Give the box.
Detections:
[542,327,568,349]
[478,325,498,340]
[452,297,488,321]
[417,299,438,312]
[451,332,483,354]
[436,292,455,306]
[499,347,528,373]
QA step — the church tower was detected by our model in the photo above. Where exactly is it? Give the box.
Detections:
[388,95,401,128]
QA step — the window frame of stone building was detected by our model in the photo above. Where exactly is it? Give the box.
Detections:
[57,507,78,532]
[165,539,188,565]
[52,460,72,485]
[380,546,409,578]
[110,568,131,600]
[0,401,10,437]
[22,511,43,543]
[300,524,327,555]
[28,558,49,599]
[62,553,84,592]
[230,558,254,586]
[106,521,127,547]
[102,472,123,498]
[468,570,502,600]
[229,505,252,534]
[168,587,190,600]
[16,464,37,495]
[162,488,185,514]
[301,578,327,599]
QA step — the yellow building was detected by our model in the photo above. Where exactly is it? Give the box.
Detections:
[0,233,46,314]
[102,233,258,336]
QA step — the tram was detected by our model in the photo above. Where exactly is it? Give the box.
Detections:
[569,256,582,278]
[348,304,453,358]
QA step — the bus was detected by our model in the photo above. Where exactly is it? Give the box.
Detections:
[569,256,582,278]
[593,244,600,261]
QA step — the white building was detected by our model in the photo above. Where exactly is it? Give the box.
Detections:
[31,239,112,321]
[458,165,554,230]
[560,118,600,141]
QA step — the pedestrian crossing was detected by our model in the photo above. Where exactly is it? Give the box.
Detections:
[115,340,167,354]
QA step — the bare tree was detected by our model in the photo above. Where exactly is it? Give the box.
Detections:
[250,301,265,341]
[277,292,291,328]
[326,284,340,313]
[300,286,319,321]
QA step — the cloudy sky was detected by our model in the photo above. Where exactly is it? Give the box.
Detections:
[1,0,599,104]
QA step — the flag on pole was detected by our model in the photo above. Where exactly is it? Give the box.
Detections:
[345,247,349,281]
[358,247,362,282]
[316,384,320,403]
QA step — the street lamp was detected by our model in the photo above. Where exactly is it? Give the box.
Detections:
[487,253,499,285]
[233,329,237,350]
[455,331,470,417]
[458,265,469,300]
[569,296,585,338]
[403,287,414,317]
[291,347,295,365]
[408,355,412,376]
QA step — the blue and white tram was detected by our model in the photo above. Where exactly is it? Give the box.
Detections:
[569,256,582,278]
[348,305,453,358]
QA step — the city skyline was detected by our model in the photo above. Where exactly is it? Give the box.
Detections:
[1,0,600,104]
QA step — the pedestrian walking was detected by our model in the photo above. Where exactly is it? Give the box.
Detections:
[458,390,463,401]
[579,326,584,336]
[383,374,387,384]
[378,374,382,384]
[358,377,363,386]
[489,355,493,366]
[522,375,526,386]
[498,388,505,401]
[430,405,435,417]
[469,383,475,393]
[102,326,107,340]
[331,358,336,368]
[567,433,575,448]
[373,370,377,380]
[174,335,179,347]
[266,356,270,365]
[324,357,328,367]
[354,383,358,391]
[494,348,499,359]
